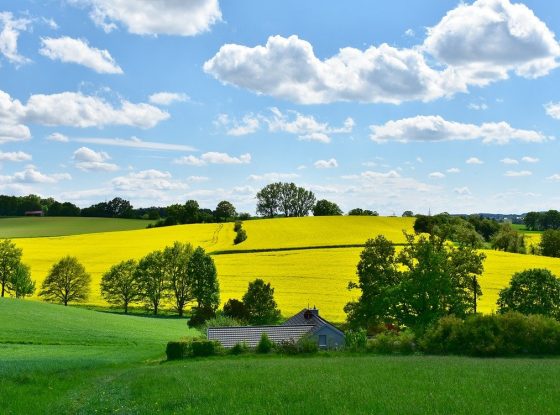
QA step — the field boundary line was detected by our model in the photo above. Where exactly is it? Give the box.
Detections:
[210,243,407,256]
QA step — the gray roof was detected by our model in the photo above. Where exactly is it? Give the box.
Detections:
[282,309,345,336]
[207,324,314,348]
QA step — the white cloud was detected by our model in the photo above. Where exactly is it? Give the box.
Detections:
[404,29,415,38]
[76,0,221,36]
[0,167,71,184]
[429,171,445,179]
[0,12,31,65]
[73,136,195,152]
[500,157,518,165]
[424,0,560,84]
[454,187,471,195]
[0,151,32,162]
[149,92,189,106]
[111,169,187,191]
[468,103,488,111]
[204,34,452,104]
[186,176,209,183]
[342,170,401,180]
[72,146,118,172]
[248,172,299,181]
[545,102,560,119]
[46,132,69,142]
[314,158,338,169]
[446,167,460,173]
[547,174,560,181]
[215,113,260,136]
[39,36,123,74]
[505,170,532,177]
[466,157,483,165]
[0,91,30,143]
[174,152,251,166]
[369,115,549,144]
[25,92,169,128]
[522,156,539,163]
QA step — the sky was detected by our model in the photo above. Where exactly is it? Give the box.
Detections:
[0,0,560,215]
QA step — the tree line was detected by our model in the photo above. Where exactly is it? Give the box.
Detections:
[524,210,560,231]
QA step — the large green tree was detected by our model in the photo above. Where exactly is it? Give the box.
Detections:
[214,201,236,222]
[497,269,560,319]
[540,229,560,258]
[162,242,195,316]
[8,263,35,299]
[242,279,281,325]
[256,182,282,218]
[136,250,168,315]
[0,239,22,297]
[39,256,91,306]
[187,247,219,311]
[491,224,525,254]
[100,259,140,314]
[313,199,342,216]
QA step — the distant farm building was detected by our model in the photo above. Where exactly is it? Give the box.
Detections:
[207,308,345,349]
[24,211,44,217]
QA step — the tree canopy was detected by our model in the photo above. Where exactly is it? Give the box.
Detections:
[0,239,22,297]
[242,279,281,325]
[256,182,316,217]
[100,259,140,313]
[39,256,91,306]
[313,199,343,216]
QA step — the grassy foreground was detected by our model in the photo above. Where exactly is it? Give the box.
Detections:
[0,216,155,238]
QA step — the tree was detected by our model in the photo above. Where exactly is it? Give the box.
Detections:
[0,239,22,297]
[8,263,35,298]
[348,208,364,216]
[524,211,541,231]
[313,199,343,216]
[491,223,525,253]
[106,197,133,218]
[256,182,282,217]
[291,185,316,217]
[184,200,200,223]
[497,269,560,319]
[136,250,167,315]
[242,279,281,325]
[162,242,195,316]
[346,233,485,332]
[214,201,236,222]
[540,229,560,258]
[402,211,414,217]
[100,259,140,314]
[187,247,219,311]
[223,298,249,321]
[166,203,187,224]
[39,256,91,306]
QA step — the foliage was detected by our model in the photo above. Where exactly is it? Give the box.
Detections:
[233,221,243,232]
[345,329,367,351]
[188,305,217,328]
[256,332,273,354]
[402,210,414,217]
[346,233,485,332]
[275,336,318,355]
[188,246,220,311]
[214,201,237,222]
[491,224,526,253]
[162,242,195,316]
[234,221,248,245]
[135,250,167,315]
[222,298,249,321]
[524,210,560,231]
[497,268,560,319]
[0,238,22,297]
[420,313,560,356]
[8,263,35,298]
[200,315,242,335]
[348,208,378,216]
[191,339,221,357]
[313,199,343,216]
[540,229,560,258]
[100,259,140,313]
[256,182,282,218]
[230,341,250,355]
[242,279,281,325]
[366,330,416,354]
[81,197,133,218]
[256,182,316,217]
[166,341,191,360]
[39,256,91,306]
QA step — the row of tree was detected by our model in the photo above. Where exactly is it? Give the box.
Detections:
[0,239,35,298]
[524,210,560,231]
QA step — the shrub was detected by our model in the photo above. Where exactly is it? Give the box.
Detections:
[191,339,221,357]
[366,331,415,354]
[166,341,191,360]
[201,315,242,336]
[345,329,367,351]
[234,229,247,245]
[223,298,249,322]
[256,333,273,354]
[230,342,250,355]
[275,336,318,355]
[188,306,217,328]
[233,221,243,232]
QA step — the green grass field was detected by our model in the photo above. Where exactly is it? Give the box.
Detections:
[2,299,560,414]
[0,216,155,238]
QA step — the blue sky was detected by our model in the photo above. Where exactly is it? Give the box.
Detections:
[1,0,560,215]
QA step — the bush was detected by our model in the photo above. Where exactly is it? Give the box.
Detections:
[275,336,318,355]
[201,315,242,335]
[366,330,416,354]
[223,298,249,322]
[166,341,192,360]
[191,339,221,357]
[230,342,250,355]
[345,329,367,351]
[256,333,273,354]
[234,221,243,232]
[188,306,217,328]
[420,312,560,357]
[234,229,247,244]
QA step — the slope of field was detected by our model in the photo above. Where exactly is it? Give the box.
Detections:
[230,216,414,251]
[0,217,156,238]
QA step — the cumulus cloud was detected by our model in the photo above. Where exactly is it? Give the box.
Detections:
[0,12,31,65]
[505,170,532,177]
[423,0,560,85]
[204,35,452,104]
[545,102,560,119]
[111,169,187,192]
[429,171,445,179]
[205,1,560,105]
[314,158,338,169]
[248,172,299,181]
[500,157,518,164]
[369,115,549,144]
[39,36,122,74]
[466,157,484,165]
[522,156,539,163]
[148,92,189,106]
[547,174,560,181]
[0,167,71,184]
[72,146,118,171]
[47,132,69,142]
[75,0,221,36]
[0,91,30,143]
[174,152,251,166]
[446,167,460,173]
[0,151,32,162]
[215,113,260,136]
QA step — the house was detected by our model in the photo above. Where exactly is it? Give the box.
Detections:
[207,307,345,349]
[24,210,44,217]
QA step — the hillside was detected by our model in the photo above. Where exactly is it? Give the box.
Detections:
[0,217,156,238]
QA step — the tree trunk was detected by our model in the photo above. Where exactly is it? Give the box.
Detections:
[178,306,183,317]
[64,298,68,306]
[153,302,158,315]
[124,301,128,314]
[1,282,4,297]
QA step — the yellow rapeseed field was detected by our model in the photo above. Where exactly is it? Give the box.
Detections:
[13,216,560,322]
